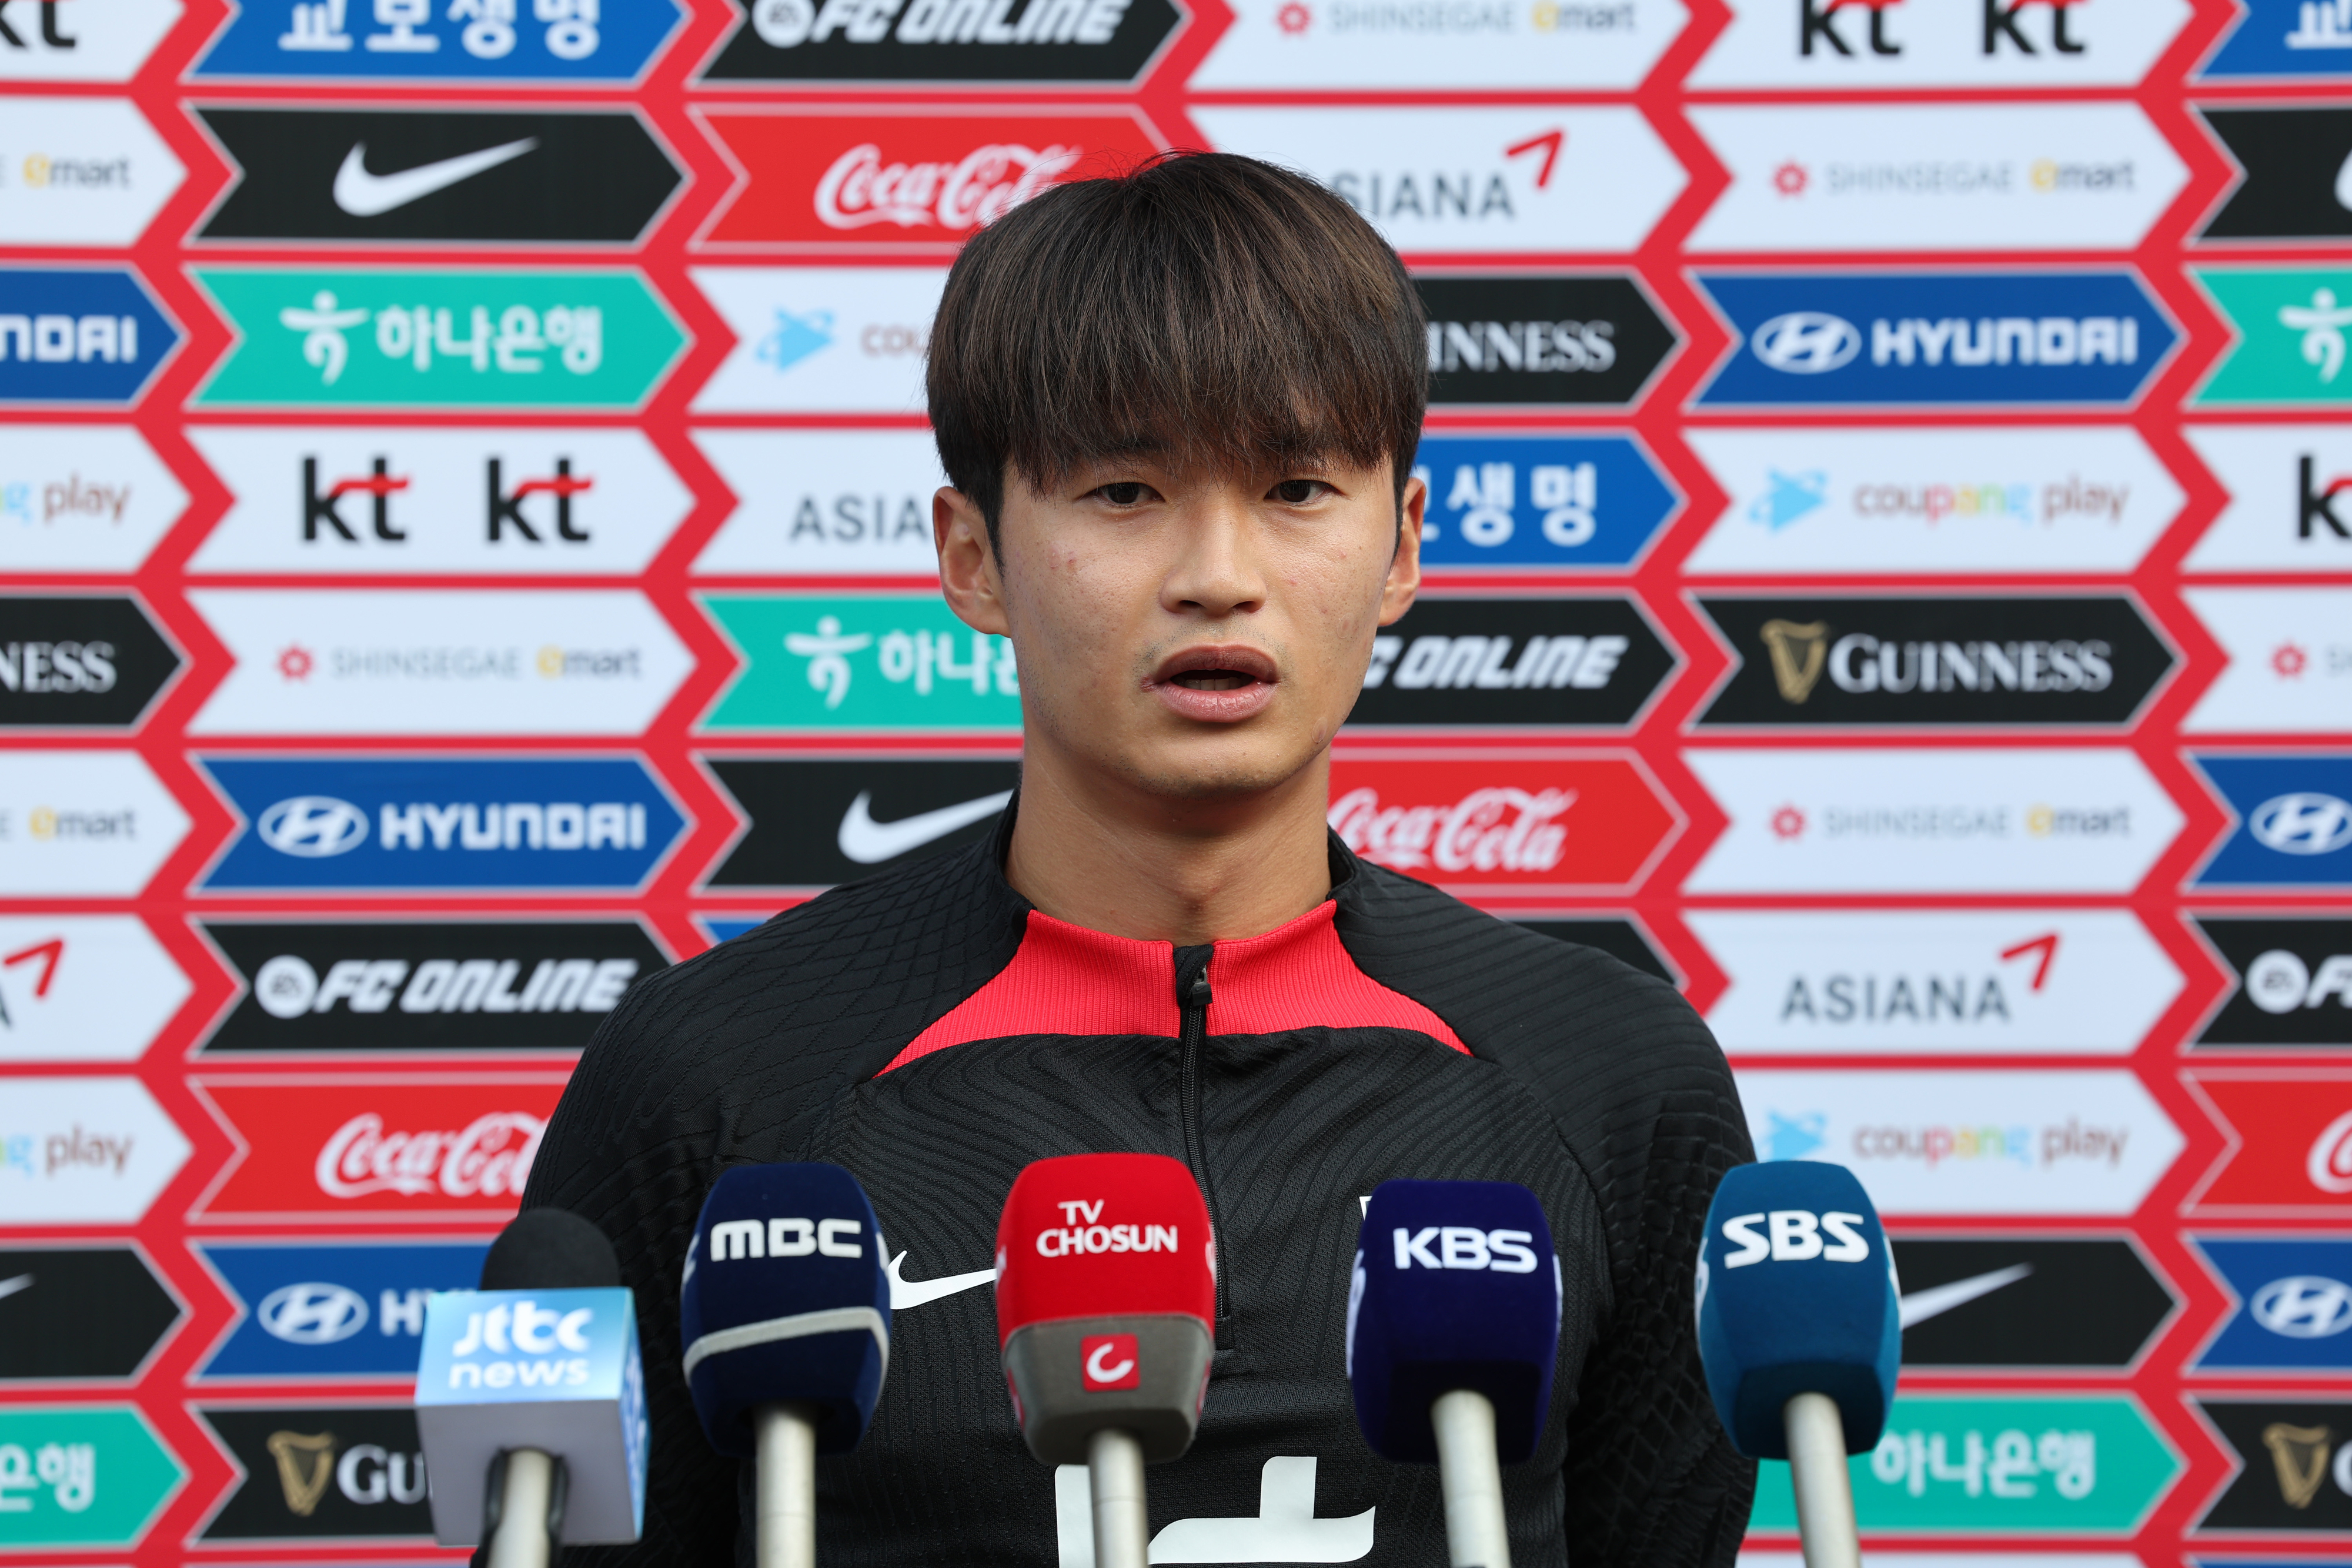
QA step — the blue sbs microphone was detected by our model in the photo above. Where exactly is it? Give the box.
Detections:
[1347,1179,1560,1568]
[1696,1161,1899,1568]
[681,1163,891,1568]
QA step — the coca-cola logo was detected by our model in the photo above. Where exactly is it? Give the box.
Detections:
[1329,785,1576,874]
[313,1111,544,1201]
[2310,1109,2352,1195]
[814,141,1081,232]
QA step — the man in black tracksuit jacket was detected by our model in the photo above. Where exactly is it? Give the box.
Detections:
[527,152,1755,1566]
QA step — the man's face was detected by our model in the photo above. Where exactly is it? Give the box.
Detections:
[936,454,1424,801]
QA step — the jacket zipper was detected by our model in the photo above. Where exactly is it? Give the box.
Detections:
[1173,943,1234,1350]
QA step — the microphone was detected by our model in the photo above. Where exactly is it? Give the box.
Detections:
[1695,1161,1899,1568]
[414,1208,647,1568]
[680,1162,891,1568]
[995,1153,1215,1568]
[1347,1179,1560,1568]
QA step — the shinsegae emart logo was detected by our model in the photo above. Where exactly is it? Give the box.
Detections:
[700,594,1020,733]
[2197,268,2352,407]
[1749,1395,2177,1535]
[190,268,685,410]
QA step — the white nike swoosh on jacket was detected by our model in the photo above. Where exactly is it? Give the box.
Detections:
[1897,1262,2033,1329]
[332,136,540,217]
[886,1252,995,1310]
[837,790,1014,866]
[0,1274,31,1303]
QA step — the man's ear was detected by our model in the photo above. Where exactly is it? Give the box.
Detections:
[936,486,1013,636]
[1379,470,1426,627]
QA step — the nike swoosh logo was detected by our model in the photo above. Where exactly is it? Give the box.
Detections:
[332,136,540,218]
[837,789,1014,866]
[885,1251,995,1311]
[0,1274,31,1303]
[1898,1262,2033,1329]
[2337,146,2352,213]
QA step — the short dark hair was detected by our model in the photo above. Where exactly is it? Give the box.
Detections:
[926,151,1428,543]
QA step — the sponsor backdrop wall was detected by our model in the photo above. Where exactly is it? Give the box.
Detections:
[1,0,2349,1561]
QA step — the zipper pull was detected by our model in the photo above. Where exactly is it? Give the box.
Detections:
[1174,947,1212,1016]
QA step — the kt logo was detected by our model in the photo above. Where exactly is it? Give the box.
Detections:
[2301,455,2352,541]
[0,1,75,49]
[1800,0,2085,57]
[300,455,596,545]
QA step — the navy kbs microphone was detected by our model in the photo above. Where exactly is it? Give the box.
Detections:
[1696,1161,1900,1568]
[1347,1179,1561,1568]
[415,1209,647,1568]
[681,1163,891,1568]
[995,1153,1216,1568]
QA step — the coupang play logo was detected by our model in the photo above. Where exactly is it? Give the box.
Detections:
[1693,270,2176,407]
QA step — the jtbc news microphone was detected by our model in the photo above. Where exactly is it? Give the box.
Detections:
[1347,1179,1561,1568]
[1696,1161,1900,1568]
[413,1208,648,1568]
[995,1152,1216,1568]
[680,1162,891,1568]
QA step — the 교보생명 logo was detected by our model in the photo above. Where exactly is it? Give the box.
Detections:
[0,267,178,407]
[699,0,1184,84]
[198,755,685,892]
[190,266,686,410]
[1418,274,1678,408]
[1695,271,2175,408]
[690,265,946,414]
[1408,433,1675,569]
[196,108,683,245]
[191,0,684,82]
[2194,754,2352,888]
[2200,0,2352,80]
[195,1241,490,1378]
[198,919,667,1056]
[1683,426,2180,577]
[695,109,1163,250]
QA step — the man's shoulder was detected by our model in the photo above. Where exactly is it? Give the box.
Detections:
[589,840,1028,1092]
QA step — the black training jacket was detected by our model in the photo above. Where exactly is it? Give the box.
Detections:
[526,813,1756,1567]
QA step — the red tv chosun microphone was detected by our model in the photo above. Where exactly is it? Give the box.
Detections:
[995,1153,1215,1568]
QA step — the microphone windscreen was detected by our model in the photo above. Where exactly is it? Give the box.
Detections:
[994,1153,1215,1464]
[1347,1179,1561,1464]
[1695,1160,1900,1460]
[679,1162,891,1458]
[482,1207,622,1290]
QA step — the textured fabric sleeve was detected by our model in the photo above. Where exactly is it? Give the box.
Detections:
[1329,855,1758,1566]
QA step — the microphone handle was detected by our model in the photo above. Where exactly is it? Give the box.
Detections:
[1782,1392,1862,1568]
[1087,1427,1150,1568]
[1431,1389,1510,1568]
[485,1449,563,1568]
[755,1402,820,1568]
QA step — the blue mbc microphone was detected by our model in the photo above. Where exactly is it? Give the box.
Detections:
[1696,1161,1899,1568]
[1347,1179,1560,1568]
[681,1162,891,1568]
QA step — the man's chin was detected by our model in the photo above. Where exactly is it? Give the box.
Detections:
[1108,736,1330,807]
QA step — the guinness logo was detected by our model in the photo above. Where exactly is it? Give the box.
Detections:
[2264,1421,2333,1509]
[1760,618,1831,704]
[266,1430,336,1517]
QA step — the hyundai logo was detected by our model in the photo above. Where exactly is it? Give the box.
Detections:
[2250,791,2352,857]
[1750,312,1861,375]
[257,1281,369,1345]
[256,795,370,858]
[2251,1274,2352,1339]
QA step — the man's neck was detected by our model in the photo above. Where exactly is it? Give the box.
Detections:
[1003,753,1335,947]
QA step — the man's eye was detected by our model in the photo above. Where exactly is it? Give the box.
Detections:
[1270,479,1329,504]
[1096,482,1151,506]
